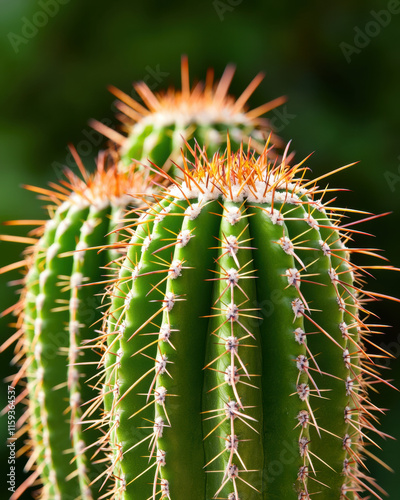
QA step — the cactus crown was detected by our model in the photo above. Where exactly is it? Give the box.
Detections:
[92,56,285,169]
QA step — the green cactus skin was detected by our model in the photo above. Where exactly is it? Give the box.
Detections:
[101,144,394,500]
[2,63,285,500]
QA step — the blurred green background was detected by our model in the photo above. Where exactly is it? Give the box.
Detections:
[1,0,399,497]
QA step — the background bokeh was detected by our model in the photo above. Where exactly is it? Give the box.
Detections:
[1,0,399,497]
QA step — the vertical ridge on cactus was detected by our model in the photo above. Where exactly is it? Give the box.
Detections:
[1,61,285,499]
[99,140,397,499]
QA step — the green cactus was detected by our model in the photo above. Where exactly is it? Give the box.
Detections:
[91,56,284,173]
[2,61,284,500]
[99,142,395,500]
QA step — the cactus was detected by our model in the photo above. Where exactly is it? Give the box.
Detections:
[1,61,284,499]
[92,56,284,173]
[99,141,396,500]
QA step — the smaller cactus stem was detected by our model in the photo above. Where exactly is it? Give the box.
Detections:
[36,202,89,499]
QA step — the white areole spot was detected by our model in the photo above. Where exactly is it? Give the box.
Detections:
[169,259,183,279]
[45,218,57,232]
[225,400,239,419]
[228,494,240,500]
[296,383,310,401]
[225,365,240,385]
[36,366,44,383]
[328,268,338,283]
[345,377,353,396]
[81,218,97,237]
[155,386,167,404]
[47,242,60,262]
[154,416,165,437]
[339,322,348,338]
[132,264,141,280]
[227,464,239,479]
[34,318,43,337]
[36,293,46,311]
[58,218,71,236]
[116,348,123,368]
[70,272,83,289]
[343,349,351,369]
[286,268,300,287]
[225,336,239,353]
[161,479,170,496]
[226,268,240,286]
[299,436,309,457]
[337,296,346,311]
[141,236,151,253]
[159,323,171,341]
[70,391,81,407]
[305,214,318,230]
[34,342,42,362]
[223,234,239,255]
[119,320,126,335]
[156,354,168,375]
[225,206,242,225]
[39,269,51,289]
[155,205,172,223]
[124,289,134,308]
[69,320,80,336]
[296,410,310,429]
[184,202,202,220]
[75,240,88,263]
[264,207,284,226]
[156,449,166,466]
[294,328,306,344]
[279,236,294,255]
[177,229,193,248]
[226,303,239,322]
[164,292,176,312]
[225,434,239,452]
[298,465,309,481]
[342,434,352,450]
[292,298,305,318]
[70,297,80,312]
[296,355,309,372]
[311,199,325,212]
[319,239,331,256]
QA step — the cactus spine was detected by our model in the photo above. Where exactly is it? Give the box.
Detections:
[100,143,395,500]
[2,61,284,499]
